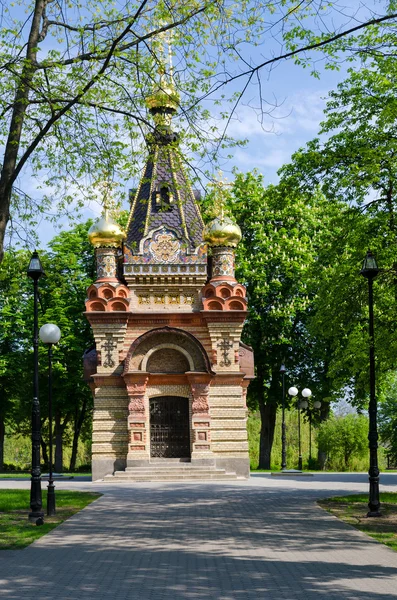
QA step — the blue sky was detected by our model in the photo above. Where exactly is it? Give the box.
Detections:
[7,0,362,247]
[33,56,349,246]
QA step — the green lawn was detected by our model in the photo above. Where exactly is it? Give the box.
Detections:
[0,473,91,479]
[319,492,397,552]
[0,489,100,550]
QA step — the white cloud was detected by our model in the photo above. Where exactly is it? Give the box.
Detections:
[225,89,328,140]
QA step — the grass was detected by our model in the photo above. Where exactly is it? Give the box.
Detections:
[319,492,397,552]
[0,489,100,550]
[0,473,91,479]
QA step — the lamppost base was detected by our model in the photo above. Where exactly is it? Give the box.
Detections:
[47,483,56,516]
[367,509,381,518]
[28,511,44,523]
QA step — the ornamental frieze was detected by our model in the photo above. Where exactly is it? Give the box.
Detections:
[149,231,181,263]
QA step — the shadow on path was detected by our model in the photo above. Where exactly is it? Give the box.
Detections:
[1,484,397,599]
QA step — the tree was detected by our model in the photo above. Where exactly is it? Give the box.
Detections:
[0,222,95,471]
[317,414,368,470]
[38,222,95,471]
[1,0,397,261]
[279,47,397,405]
[378,372,397,466]
[202,171,339,468]
[0,250,32,469]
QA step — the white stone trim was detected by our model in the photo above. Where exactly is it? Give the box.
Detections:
[141,344,194,371]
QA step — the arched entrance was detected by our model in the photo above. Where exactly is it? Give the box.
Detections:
[150,396,190,458]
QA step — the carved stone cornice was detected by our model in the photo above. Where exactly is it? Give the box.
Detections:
[212,372,245,385]
[124,372,149,415]
[92,374,125,387]
[148,374,188,386]
[84,311,130,325]
[186,372,212,415]
[200,310,247,324]
[123,372,149,395]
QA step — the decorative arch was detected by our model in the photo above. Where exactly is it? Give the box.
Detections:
[85,283,129,312]
[202,281,247,311]
[142,344,195,372]
[124,326,212,374]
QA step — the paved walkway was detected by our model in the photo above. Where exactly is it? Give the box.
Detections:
[1,474,397,599]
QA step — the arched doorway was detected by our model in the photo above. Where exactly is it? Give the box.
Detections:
[150,396,190,458]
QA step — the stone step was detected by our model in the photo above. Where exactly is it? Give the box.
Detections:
[114,469,228,477]
[102,464,240,482]
[103,472,238,482]
[124,465,218,472]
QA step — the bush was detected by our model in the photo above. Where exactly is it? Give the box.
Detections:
[318,414,368,471]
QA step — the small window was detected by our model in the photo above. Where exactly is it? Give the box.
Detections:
[155,183,174,211]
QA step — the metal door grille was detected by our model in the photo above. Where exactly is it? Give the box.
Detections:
[150,396,190,458]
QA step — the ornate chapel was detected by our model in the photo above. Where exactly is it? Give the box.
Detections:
[84,68,254,481]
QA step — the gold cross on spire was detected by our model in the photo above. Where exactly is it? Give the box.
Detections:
[94,179,118,220]
[208,171,233,219]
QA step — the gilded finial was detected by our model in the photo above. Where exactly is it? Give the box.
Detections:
[146,28,180,123]
[203,173,242,248]
[88,179,126,248]
[206,171,233,219]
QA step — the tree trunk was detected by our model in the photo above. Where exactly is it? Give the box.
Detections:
[258,402,277,469]
[0,416,4,471]
[54,410,63,472]
[0,0,48,263]
[69,397,88,472]
[318,400,331,469]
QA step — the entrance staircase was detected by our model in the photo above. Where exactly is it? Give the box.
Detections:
[102,460,241,482]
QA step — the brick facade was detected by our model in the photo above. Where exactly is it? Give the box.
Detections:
[85,87,254,480]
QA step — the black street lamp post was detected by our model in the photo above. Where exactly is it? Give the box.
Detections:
[39,324,61,517]
[360,250,381,517]
[280,364,287,470]
[27,251,45,523]
[299,389,312,470]
[307,400,322,462]
[288,386,312,471]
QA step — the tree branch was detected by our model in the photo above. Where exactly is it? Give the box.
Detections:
[193,12,397,106]
[36,3,214,69]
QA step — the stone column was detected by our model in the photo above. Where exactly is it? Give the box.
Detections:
[124,373,150,466]
[187,373,214,464]
[96,247,119,282]
[211,247,235,282]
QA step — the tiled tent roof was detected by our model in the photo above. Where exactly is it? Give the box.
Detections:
[126,135,204,252]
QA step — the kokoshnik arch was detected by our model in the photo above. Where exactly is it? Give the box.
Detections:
[84,64,254,481]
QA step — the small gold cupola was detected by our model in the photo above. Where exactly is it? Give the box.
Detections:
[88,207,126,248]
[203,176,242,248]
[203,215,242,248]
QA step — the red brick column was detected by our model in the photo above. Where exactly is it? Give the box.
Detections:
[187,373,214,461]
[123,373,149,464]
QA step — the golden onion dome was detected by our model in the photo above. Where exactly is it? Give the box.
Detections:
[146,73,180,113]
[203,215,242,248]
[88,209,126,248]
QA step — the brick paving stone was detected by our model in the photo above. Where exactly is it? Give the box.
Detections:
[0,474,397,599]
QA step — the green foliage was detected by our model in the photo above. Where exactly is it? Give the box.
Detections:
[318,414,369,470]
[379,372,397,465]
[249,410,319,470]
[0,221,95,470]
[2,0,396,257]
[3,431,90,472]
[202,171,339,467]
[277,40,397,406]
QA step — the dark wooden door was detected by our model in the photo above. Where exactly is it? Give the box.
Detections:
[150,396,190,458]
